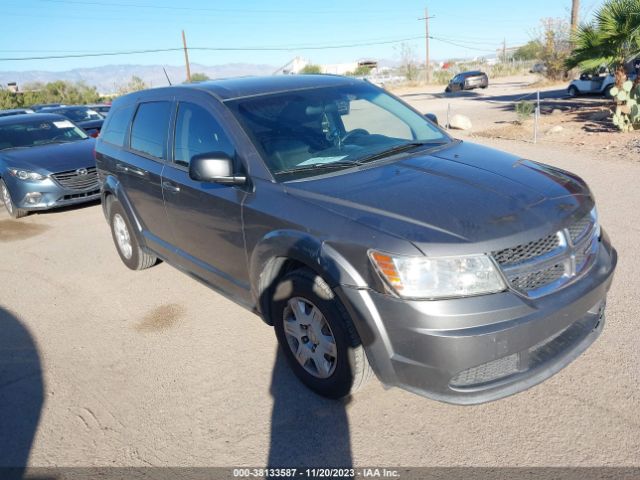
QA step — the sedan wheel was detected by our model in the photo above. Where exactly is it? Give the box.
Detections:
[282,296,338,379]
[0,179,28,219]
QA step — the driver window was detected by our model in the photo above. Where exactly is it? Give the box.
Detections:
[174,102,235,167]
[342,99,412,140]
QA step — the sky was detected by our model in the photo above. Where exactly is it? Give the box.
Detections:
[0,0,606,72]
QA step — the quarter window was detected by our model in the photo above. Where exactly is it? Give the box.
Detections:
[101,103,135,147]
[130,101,172,159]
[174,102,234,167]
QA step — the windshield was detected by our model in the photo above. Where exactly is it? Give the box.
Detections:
[0,119,88,150]
[51,107,103,122]
[226,83,449,181]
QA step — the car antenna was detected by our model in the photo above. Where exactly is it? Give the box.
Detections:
[163,67,172,86]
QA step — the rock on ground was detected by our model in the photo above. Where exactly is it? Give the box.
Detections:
[449,114,472,130]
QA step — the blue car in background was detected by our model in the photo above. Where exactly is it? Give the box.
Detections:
[0,113,99,219]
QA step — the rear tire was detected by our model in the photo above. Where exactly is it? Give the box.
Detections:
[0,179,28,219]
[271,268,372,399]
[604,85,613,98]
[108,200,156,270]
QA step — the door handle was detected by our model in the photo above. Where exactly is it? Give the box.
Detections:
[162,181,181,193]
[116,164,147,177]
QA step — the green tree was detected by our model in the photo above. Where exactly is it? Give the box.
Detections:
[300,64,322,74]
[513,40,543,61]
[0,81,100,109]
[118,75,148,95]
[566,0,640,88]
[190,72,210,82]
[346,65,373,76]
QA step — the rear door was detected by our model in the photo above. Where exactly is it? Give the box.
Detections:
[120,99,175,257]
[161,92,250,300]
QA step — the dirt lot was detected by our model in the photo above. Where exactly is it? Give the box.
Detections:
[1,78,639,469]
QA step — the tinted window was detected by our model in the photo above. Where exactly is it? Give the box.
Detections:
[174,102,234,167]
[130,101,172,159]
[101,103,135,146]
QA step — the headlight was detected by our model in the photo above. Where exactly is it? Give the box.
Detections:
[8,168,46,181]
[369,250,506,299]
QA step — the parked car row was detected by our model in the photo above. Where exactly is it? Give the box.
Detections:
[0,103,110,137]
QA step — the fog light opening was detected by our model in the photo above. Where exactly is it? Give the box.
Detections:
[24,192,43,205]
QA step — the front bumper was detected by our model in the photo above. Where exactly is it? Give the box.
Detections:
[6,177,100,211]
[336,233,617,405]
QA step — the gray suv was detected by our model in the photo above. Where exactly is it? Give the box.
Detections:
[95,75,616,404]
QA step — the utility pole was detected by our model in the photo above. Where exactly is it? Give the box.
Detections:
[570,0,580,33]
[418,8,435,84]
[182,30,192,83]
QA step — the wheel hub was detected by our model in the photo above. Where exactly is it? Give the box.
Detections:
[113,213,133,260]
[283,297,338,379]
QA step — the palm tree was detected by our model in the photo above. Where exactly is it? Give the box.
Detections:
[566,0,640,87]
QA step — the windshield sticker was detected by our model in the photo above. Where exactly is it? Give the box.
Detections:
[298,155,348,166]
[53,120,74,129]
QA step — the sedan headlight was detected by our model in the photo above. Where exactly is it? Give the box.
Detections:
[369,250,506,299]
[8,168,46,181]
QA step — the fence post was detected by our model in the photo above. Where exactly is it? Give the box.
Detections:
[534,90,540,144]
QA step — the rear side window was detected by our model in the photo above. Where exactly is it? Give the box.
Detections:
[173,102,235,167]
[130,101,172,159]
[101,104,135,146]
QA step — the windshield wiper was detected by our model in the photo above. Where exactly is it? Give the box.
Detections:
[274,160,361,176]
[357,141,448,164]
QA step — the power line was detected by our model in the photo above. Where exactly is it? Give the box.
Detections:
[34,0,408,15]
[429,36,497,53]
[0,36,426,62]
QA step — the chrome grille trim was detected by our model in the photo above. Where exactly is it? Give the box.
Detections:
[52,167,99,191]
[492,212,599,298]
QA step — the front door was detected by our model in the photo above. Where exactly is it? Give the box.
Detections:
[161,99,250,300]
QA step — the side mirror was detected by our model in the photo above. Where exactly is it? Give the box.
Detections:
[425,113,439,125]
[189,153,246,185]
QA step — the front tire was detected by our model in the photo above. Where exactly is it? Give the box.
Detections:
[568,85,579,97]
[0,179,28,219]
[271,268,372,399]
[108,200,156,270]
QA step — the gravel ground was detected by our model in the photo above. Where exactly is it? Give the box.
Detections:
[0,98,638,469]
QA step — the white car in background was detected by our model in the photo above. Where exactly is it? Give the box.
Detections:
[568,72,615,97]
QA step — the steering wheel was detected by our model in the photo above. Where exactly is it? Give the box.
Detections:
[341,128,370,143]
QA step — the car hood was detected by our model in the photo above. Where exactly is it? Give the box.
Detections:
[284,141,593,254]
[0,138,96,174]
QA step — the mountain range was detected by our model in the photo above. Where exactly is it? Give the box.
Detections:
[0,63,278,94]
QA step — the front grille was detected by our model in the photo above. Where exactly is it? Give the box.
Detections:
[450,314,599,388]
[52,167,99,191]
[509,263,566,292]
[492,232,560,266]
[62,189,100,201]
[492,213,599,297]
[567,214,593,244]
